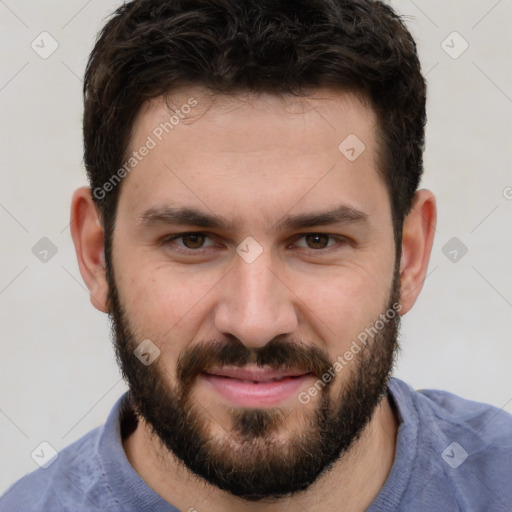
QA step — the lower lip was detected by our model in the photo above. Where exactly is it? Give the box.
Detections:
[200,372,313,407]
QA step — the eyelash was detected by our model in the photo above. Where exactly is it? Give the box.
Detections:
[161,232,348,254]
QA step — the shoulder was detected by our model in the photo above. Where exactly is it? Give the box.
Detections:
[408,380,512,442]
[390,377,512,436]
[0,426,113,512]
[389,378,512,510]
[0,391,135,512]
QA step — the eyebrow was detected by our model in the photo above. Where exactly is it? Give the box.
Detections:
[135,205,368,232]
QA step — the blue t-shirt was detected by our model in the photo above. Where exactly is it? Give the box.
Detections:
[1,378,511,511]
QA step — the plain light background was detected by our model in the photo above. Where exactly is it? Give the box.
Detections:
[1,0,511,493]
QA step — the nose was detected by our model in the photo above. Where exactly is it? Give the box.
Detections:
[214,251,298,350]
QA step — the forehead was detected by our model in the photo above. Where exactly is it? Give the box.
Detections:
[134,87,378,156]
[118,87,388,227]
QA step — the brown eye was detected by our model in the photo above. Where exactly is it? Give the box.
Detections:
[304,234,330,249]
[163,232,216,253]
[181,233,207,249]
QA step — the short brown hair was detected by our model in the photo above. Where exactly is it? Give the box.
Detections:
[83,0,426,260]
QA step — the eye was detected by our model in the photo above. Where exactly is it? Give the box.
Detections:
[163,232,215,250]
[294,233,343,250]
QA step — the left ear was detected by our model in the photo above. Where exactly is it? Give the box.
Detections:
[399,189,437,314]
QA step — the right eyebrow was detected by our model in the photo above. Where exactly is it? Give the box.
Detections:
[135,206,236,231]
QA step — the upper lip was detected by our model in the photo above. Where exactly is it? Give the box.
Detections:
[203,366,310,382]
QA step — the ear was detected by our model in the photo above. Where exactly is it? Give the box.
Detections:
[70,186,109,313]
[399,189,437,314]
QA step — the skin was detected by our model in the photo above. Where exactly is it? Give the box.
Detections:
[70,87,436,511]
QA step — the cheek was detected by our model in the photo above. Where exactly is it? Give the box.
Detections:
[116,263,221,348]
[297,262,394,350]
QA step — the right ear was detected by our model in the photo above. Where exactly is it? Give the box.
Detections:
[70,186,109,313]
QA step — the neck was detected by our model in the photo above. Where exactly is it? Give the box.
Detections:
[123,393,398,511]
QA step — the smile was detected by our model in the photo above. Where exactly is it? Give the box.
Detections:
[199,366,314,407]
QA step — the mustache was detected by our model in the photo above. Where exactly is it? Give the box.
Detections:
[176,336,333,388]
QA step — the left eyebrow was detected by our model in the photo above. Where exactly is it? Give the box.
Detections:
[134,204,369,232]
[273,205,369,233]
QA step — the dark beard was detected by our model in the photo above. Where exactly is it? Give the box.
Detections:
[106,262,400,502]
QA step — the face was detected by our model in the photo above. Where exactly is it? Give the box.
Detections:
[107,88,399,500]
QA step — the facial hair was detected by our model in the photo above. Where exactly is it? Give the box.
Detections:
[107,263,401,502]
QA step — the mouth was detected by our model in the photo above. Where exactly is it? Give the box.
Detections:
[199,366,314,406]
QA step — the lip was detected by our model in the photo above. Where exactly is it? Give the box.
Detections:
[205,366,309,382]
[199,366,313,407]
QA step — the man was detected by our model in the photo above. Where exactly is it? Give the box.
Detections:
[1,0,511,510]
